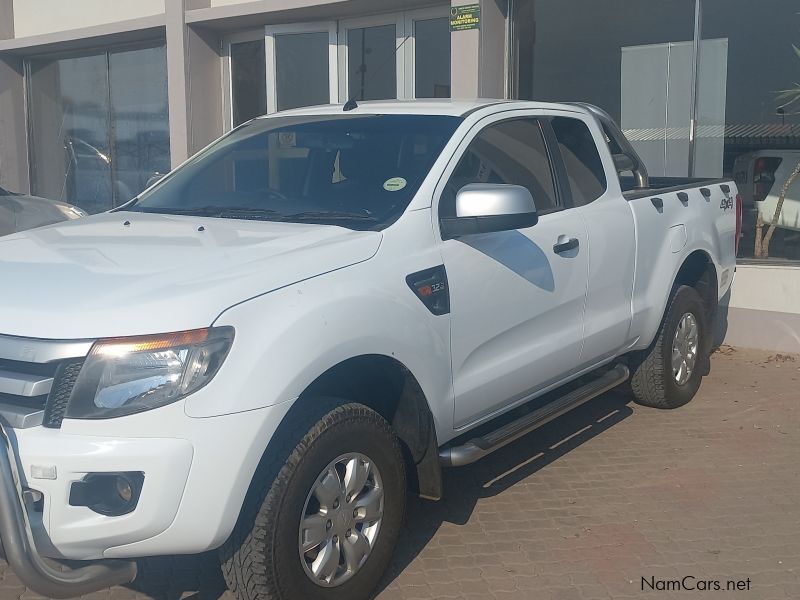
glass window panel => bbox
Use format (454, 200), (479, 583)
(518, 0), (696, 177)
(414, 17), (451, 98)
(551, 117), (607, 206)
(231, 39), (267, 126)
(275, 32), (330, 111)
(109, 45), (171, 205)
(699, 0), (800, 261)
(28, 45), (170, 215)
(131, 114), (462, 231)
(347, 24), (397, 101)
(442, 119), (558, 217)
(29, 52), (112, 214)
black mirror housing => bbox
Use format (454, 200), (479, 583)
(440, 212), (538, 240)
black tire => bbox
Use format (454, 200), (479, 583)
(629, 285), (709, 409)
(220, 400), (405, 600)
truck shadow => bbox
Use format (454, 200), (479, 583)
(123, 391), (634, 600)
(378, 389), (635, 595)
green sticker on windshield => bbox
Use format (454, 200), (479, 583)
(383, 177), (407, 192)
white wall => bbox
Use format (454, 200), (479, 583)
(13, 0), (165, 38)
(729, 264), (800, 314)
(721, 264), (800, 353)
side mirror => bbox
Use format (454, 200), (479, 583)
(440, 183), (538, 240)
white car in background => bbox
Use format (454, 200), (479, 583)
(0, 186), (86, 237)
(734, 150), (800, 231)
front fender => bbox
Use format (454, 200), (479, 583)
(187, 241), (454, 438)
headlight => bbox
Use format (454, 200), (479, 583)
(66, 327), (234, 419)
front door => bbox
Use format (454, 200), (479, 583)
(437, 115), (590, 427)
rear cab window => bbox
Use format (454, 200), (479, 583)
(550, 117), (607, 206)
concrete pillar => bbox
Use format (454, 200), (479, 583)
(0, 0), (28, 193)
(0, 56), (30, 193)
(187, 25), (223, 155)
(450, 0), (508, 99)
(165, 0), (191, 168)
(167, 0), (221, 165)
(0, 0), (13, 40)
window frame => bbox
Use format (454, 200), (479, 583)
(434, 111), (572, 241)
(543, 115), (610, 207)
(403, 6), (451, 99)
(337, 13), (406, 103)
(222, 7), (452, 129)
(265, 21), (339, 114)
(24, 40), (169, 211)
(222, 29), (266, 131)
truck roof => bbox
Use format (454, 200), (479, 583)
(258, 99), (584, 118)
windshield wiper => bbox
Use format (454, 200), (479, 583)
(285, 211), (378, 222)
(132, 206), (283, 220)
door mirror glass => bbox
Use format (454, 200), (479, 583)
(441, 183), (538, 239)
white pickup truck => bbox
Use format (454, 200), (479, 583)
(0, 100), (739, 600)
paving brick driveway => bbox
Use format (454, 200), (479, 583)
(1, 347), (797, 600)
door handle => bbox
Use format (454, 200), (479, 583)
(553, 236), (579, 254)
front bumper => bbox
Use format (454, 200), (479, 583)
(0, 424), (136, 598)
(12, 424), (193, 559)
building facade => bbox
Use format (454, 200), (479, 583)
(0, 0), (798, 351)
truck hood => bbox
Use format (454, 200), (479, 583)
(0, 212), (382, 339)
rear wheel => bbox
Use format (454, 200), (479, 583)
(629, 285), (709, 409)
(220, 401), (405, 600)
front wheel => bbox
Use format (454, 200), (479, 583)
(221, 401), (406, 600)
(629, 285), (709, 409)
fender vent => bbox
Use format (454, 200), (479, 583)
(43, 360), (84, 428)
(406, 265), (450, 316)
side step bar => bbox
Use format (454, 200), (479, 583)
(439, 364), (629, 467)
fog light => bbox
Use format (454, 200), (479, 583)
(116, 477), (133, 503)
(69, 472), (144, 516)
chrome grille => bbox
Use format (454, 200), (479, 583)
(0, 358), (56, 399)
(0, 335), (93, 429)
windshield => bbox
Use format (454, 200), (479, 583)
(127, 114), (462, 230)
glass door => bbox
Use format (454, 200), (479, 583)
(265, 22), (338, 112)
(225, 31), (267, 128)
(223, 7), (452, 127)
(27, 44), (170, 214)
(405, 7), (451, 98)
(338, 14), (405, 102)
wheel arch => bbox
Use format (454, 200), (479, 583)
(257, 355), (443, 502)
(671, 249), (718, 351)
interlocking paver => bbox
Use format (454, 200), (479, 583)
(0, 347), (796, 599)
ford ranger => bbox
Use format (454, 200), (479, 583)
(0, 100), (740, 600)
